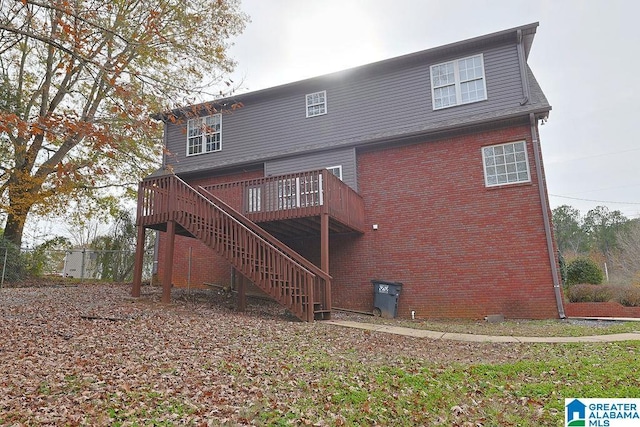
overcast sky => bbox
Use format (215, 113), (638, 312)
(226, 0), (640, 220)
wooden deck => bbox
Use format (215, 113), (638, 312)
(201, 169), (365, 238)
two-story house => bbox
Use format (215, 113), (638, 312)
(131, 22), (565, 321)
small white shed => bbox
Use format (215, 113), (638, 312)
(63, 249), (99, 279)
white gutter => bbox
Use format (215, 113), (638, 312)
(517, 29), (530, 106)
(530, 113), (566, 318)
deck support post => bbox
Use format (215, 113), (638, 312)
(320, 212), (330, 274)
(238, 273), (247, 312)
(131, 226), (146, 297)
(162, 220), (176, 304)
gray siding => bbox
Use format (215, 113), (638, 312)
(265, 147), (357, 190)
(165, 42), (527, 175)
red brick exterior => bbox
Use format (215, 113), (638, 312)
(565, 302), (640, 318)
(154, 124), (563, 319)
(329, 124), (560, 319)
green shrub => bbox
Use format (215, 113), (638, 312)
(565, 257), (604, 287)
(23, 237), (70, 277)
(566, 284), (613, 303)
(0, 237), (26, 282)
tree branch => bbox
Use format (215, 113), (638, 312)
(22, 0), (136, 47)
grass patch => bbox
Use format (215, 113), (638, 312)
(337, 313), (640, 337)
(102, 389), (197, 426)
(256, 341), (640, 426)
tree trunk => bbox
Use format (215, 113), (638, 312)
(3, 209), (29, 248)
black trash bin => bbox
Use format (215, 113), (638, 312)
(372, 280), (403, 318)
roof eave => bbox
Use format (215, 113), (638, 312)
(155, 22), (540, 121)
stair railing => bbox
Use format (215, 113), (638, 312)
(138, 174), (331, 321)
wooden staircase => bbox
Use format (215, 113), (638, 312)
(134, 174), (331, 321)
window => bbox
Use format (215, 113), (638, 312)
(326, 165), (342, 180)
(278, 178), (297, 209)
(299, 175), (320, 207)
(247, 186), (261, 213)
(187, 114), (222, 156)
(306, 90), (327, 117)
(431, 54), (487, 110)
(482, 141), (530, 187)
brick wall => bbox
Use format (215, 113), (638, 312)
(565, 302), (640, 318)
(327, 124), (561, 319)
(153, 124), (562, 319)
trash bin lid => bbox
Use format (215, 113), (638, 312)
(371, 279), (403, 287)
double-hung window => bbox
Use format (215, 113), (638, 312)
(326, 165), (342, 180)
(306, 91), (327, 117)
(187, 114), (222, 156)
(431, 54), (487, 110)
(482, 141), (530, 187)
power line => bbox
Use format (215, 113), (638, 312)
(548, 194), (640, 205)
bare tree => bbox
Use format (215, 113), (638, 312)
(614, 219), (640, 285)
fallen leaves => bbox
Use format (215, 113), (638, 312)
(1, 283), (637, 425)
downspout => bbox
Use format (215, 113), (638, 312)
(517, 30), (530, 106)
(530, 113), (566, 318)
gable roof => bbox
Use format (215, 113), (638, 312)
(158, 22), (544, 120)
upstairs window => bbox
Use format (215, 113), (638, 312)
(306, 90), (327, 117)
(431, 54), (487, 110)
(482, 141), (530, 187)
(326, 165), (342, 180)
(187, 114), (222, 156)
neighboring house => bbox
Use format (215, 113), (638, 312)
(132, 22), (565, 321)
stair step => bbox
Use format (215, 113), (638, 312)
(167, 180), (329, 322)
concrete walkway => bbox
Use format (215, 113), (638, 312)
(324, 320), (640, 343)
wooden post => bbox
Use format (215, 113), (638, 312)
(320, 212), (329, 274)
(162, 220), (176, 304)
(237, 273), (247, 312)
(131, 226), (146, 297)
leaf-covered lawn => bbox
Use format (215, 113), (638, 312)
(1, 284), (638, 426)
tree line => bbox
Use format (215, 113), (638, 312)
(552, 205), (640, 285)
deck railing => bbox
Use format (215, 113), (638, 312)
(137, 174), (332, 321)
(203, 169), (365, 232)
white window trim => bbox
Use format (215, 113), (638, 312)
(481, 140), (531, 187)
(305, 90), (327, 118)
(430, 54), (487, 110)
(326, 165), (342, 180)
(186, 113), (222, 157)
